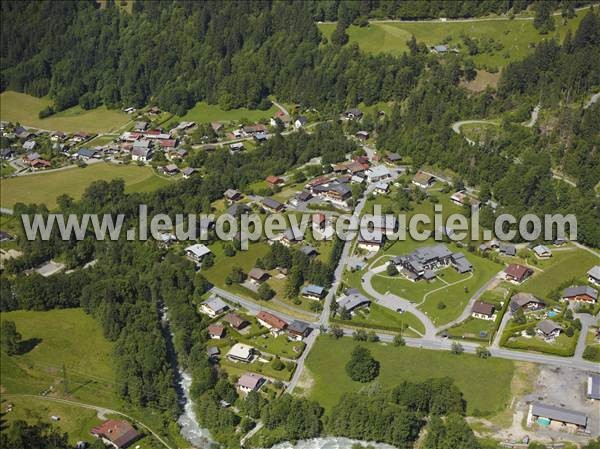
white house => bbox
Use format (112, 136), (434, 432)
(199, 296), (229, 318)
(237, 373), (265, 394)
(587, 266), (600, 286)
(185, 243), (212, 262)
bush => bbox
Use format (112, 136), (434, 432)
(476, 346), (491, 359)
(437, 301), (446, 310)
(386, 264), (398, 276)
(345, 346), (379, 383)
(271, 357), (285, 371)
(353, 329), (368, 341)
(38, 106), (55, 119)
(451, 342), (464, 354)
(582, 345), (600, 362)
(393, 334), (406, 347)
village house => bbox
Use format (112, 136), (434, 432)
(208, 324), (226, 339)
(498, 243), (517, 257)
(266, 175), (284, 187)
(227, 343), (255, 363)
(160, 139), (178, 151)
(300, 245), (318, 258)
(224, 189), (243, 203)
(77, 147), (100, 160)
(223, 312), (249, 330)
(182, 167), (197, 179)
(504, 264), (533, 284)
(536, 320), (562, 341)
(207, 346), (220, 361)
(588, 266), (600, 286)
(157, 231), (177, 248)
(384, 153), (402, 165)
(312, 181), (352, 208)
(256, 311), (288, 336)
(230, 142), (244, 151)
(51, 131), (67, 141)
(261, 197), (285, 213)
(22, 140), (37, 151)
(185, 243), (212, 263)
(509, 292), (545, 314)
(294, 116), (308, 128)
(355, 130), (369, 140)
(532, 244), (552, 259)
(431, 44), (448, 54)
(412, 171), (435, 188)
(450, 191), (481, 208)
(312, 213), (326, 231)
(373, 181), (390, 195)
(451, 252), (473, 274)
(561, 285), (598, 304)
(30, 159), (51, 170)
(281, 227), (304, 246)
(301, 284), (325, 300)
(91, 420), (138, 449)
(287, 320), (312, 341)
(529, 403), (588, 432)
(131, 145), (152, 162)
(161, 164), (179, 176)
(248, 267), (269, 285)
(226, 203), (251, 217)
(254, 132), (268, 142)
(357, 228), (384, 252)
(1, 148), (14, 159)
(471, 301), (496, 320)
(199, 296), (229, 317)
(343, 108), (363, 120)
(337, 289), (370, 314)
(237, 373), (266, 394)
(366, 165), (392, 183)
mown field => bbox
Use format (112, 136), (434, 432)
(1, 162), (172, 209)
(0, 308), (178, 448)
(0, 91), (130, 133)
(318, 8), (588, 68)
(305, 336), (515, 416)
(166, 100), (280, 127)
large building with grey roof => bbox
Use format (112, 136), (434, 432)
(391, 245), (470, 281)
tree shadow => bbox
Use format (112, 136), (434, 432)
(18, 338), (42, 355)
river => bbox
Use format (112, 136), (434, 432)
(270, 438), (397, 449)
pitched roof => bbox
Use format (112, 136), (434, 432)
(256, 311), (287, 330)
(227, 343), (254, 360)
(185, 243), (211, 258)
(248, 267), (268, 280)
(537, 320), (562, 335)
(208, 324), (225, 337)
(287, 320), (311, 335)
(510, 292), (544, 309)
(588, 266), (600, 279)
(413, 171), (434, 185)
(588, 374), (600, 400)
(302, 284), (325, 297)
(223, 313), (248, 329)
(505, 264), (530, 279)
(261, 197), (284, 210)
(201, 296), (228, 313)
(91, 420), (138, 448)
(338, 289), (370, 311)
(237, 373), (265, 390)
(562, 285), (598, 300)
(472, 301), (495, 316)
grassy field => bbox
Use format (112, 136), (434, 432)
(1, 162), (172, 209)
(318, 9), (588, 68)
(518, 248), (599, 298)
(0, 91), (130, 133)
(304, 336), (515, 416)
(166, 101), (279, 127)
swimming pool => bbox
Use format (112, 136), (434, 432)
(537, 417), (551, 426)
(547, 311), (558, 318)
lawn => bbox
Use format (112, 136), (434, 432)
(1, 162), (171, 209)
(0, 91), (130, 133)
(304, 336), (515, 416)
(318, 8), (588, 68)
(370, 241), (502, 326)
(1, 161), (15, 177)
(0, 309), (117, 405)
(165, 101), (279, 127)
(517, 248), (600, 298)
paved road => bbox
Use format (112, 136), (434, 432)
(361, 266), (437, 338)
(523, 104), (540, 128)
(272, 100), (290, 117)
(574, 313), (599, 360)
(450, 119), (496, 146)
(2, 394), (174, 449)
(584, 92), (600, 109)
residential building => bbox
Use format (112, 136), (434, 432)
(287, 320), (312, 341)
(208, 324), (226, 339)
(185, 243), (212, 262)
(384, 153), (401, 164)
(373, 181), (390, 195)
(134, 121), (148, 131)
(587, 266), (600, 286)
(199, 296), (229, 317)
(77, 148), (99, 160)
(337, 289), (370, 313)
(225, 203), (251, 217)
(391, 245), (456, 281)
(22, 140), (37, 151)
(355, 130), (369, 140)
(301, 284), (325, 300)
(161, 164), (179, 176)
(450, 191), (480, 208)
(504, 264), (532, 283)
(312, 213), (326, 231)
(224, 189), (242, 203)
(300, 245), (318, 258)
(498, 243), (516, 257)
(471, 301), (496, 320)
(207, 346), (220, 360)
(256, 311), (288, 335)
(529, 403), (588, 432)
(131, 146), (152, 162)
(561, 286), (598, 304)
(254, 132), (268, 142)
(281, 227), (304, 246)
(237, 373), (266, 394)
(343, 108), (363, 119)
(182, 167), (197, 179)
(451, 252), (473, 274)
(223, 312), (249, 330)
(230, 142), (244, 151)
(91, 420), (138, 449)
(412, 171), (435, 188)
(357, 228), (384, 252)
(432, 44), (448, 54)
(266, 175), (284, 186)
(294, 116), (308, 128)
(509, 292), (545, 314)
(295, 190), (312, 203)
(532, 244), (552, 259)
(227, 343), (255, 363)
(248, 267), (269, 285)
(536, 320), (562, 340)
(261, 197), (285, 213)
(365, 165), (392, 183)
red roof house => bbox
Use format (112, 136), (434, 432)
(266, 175), (284, 186)
(256, 311), (287, 334)
(504, 264), (532, 283)
(91, 420), (138, 449)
